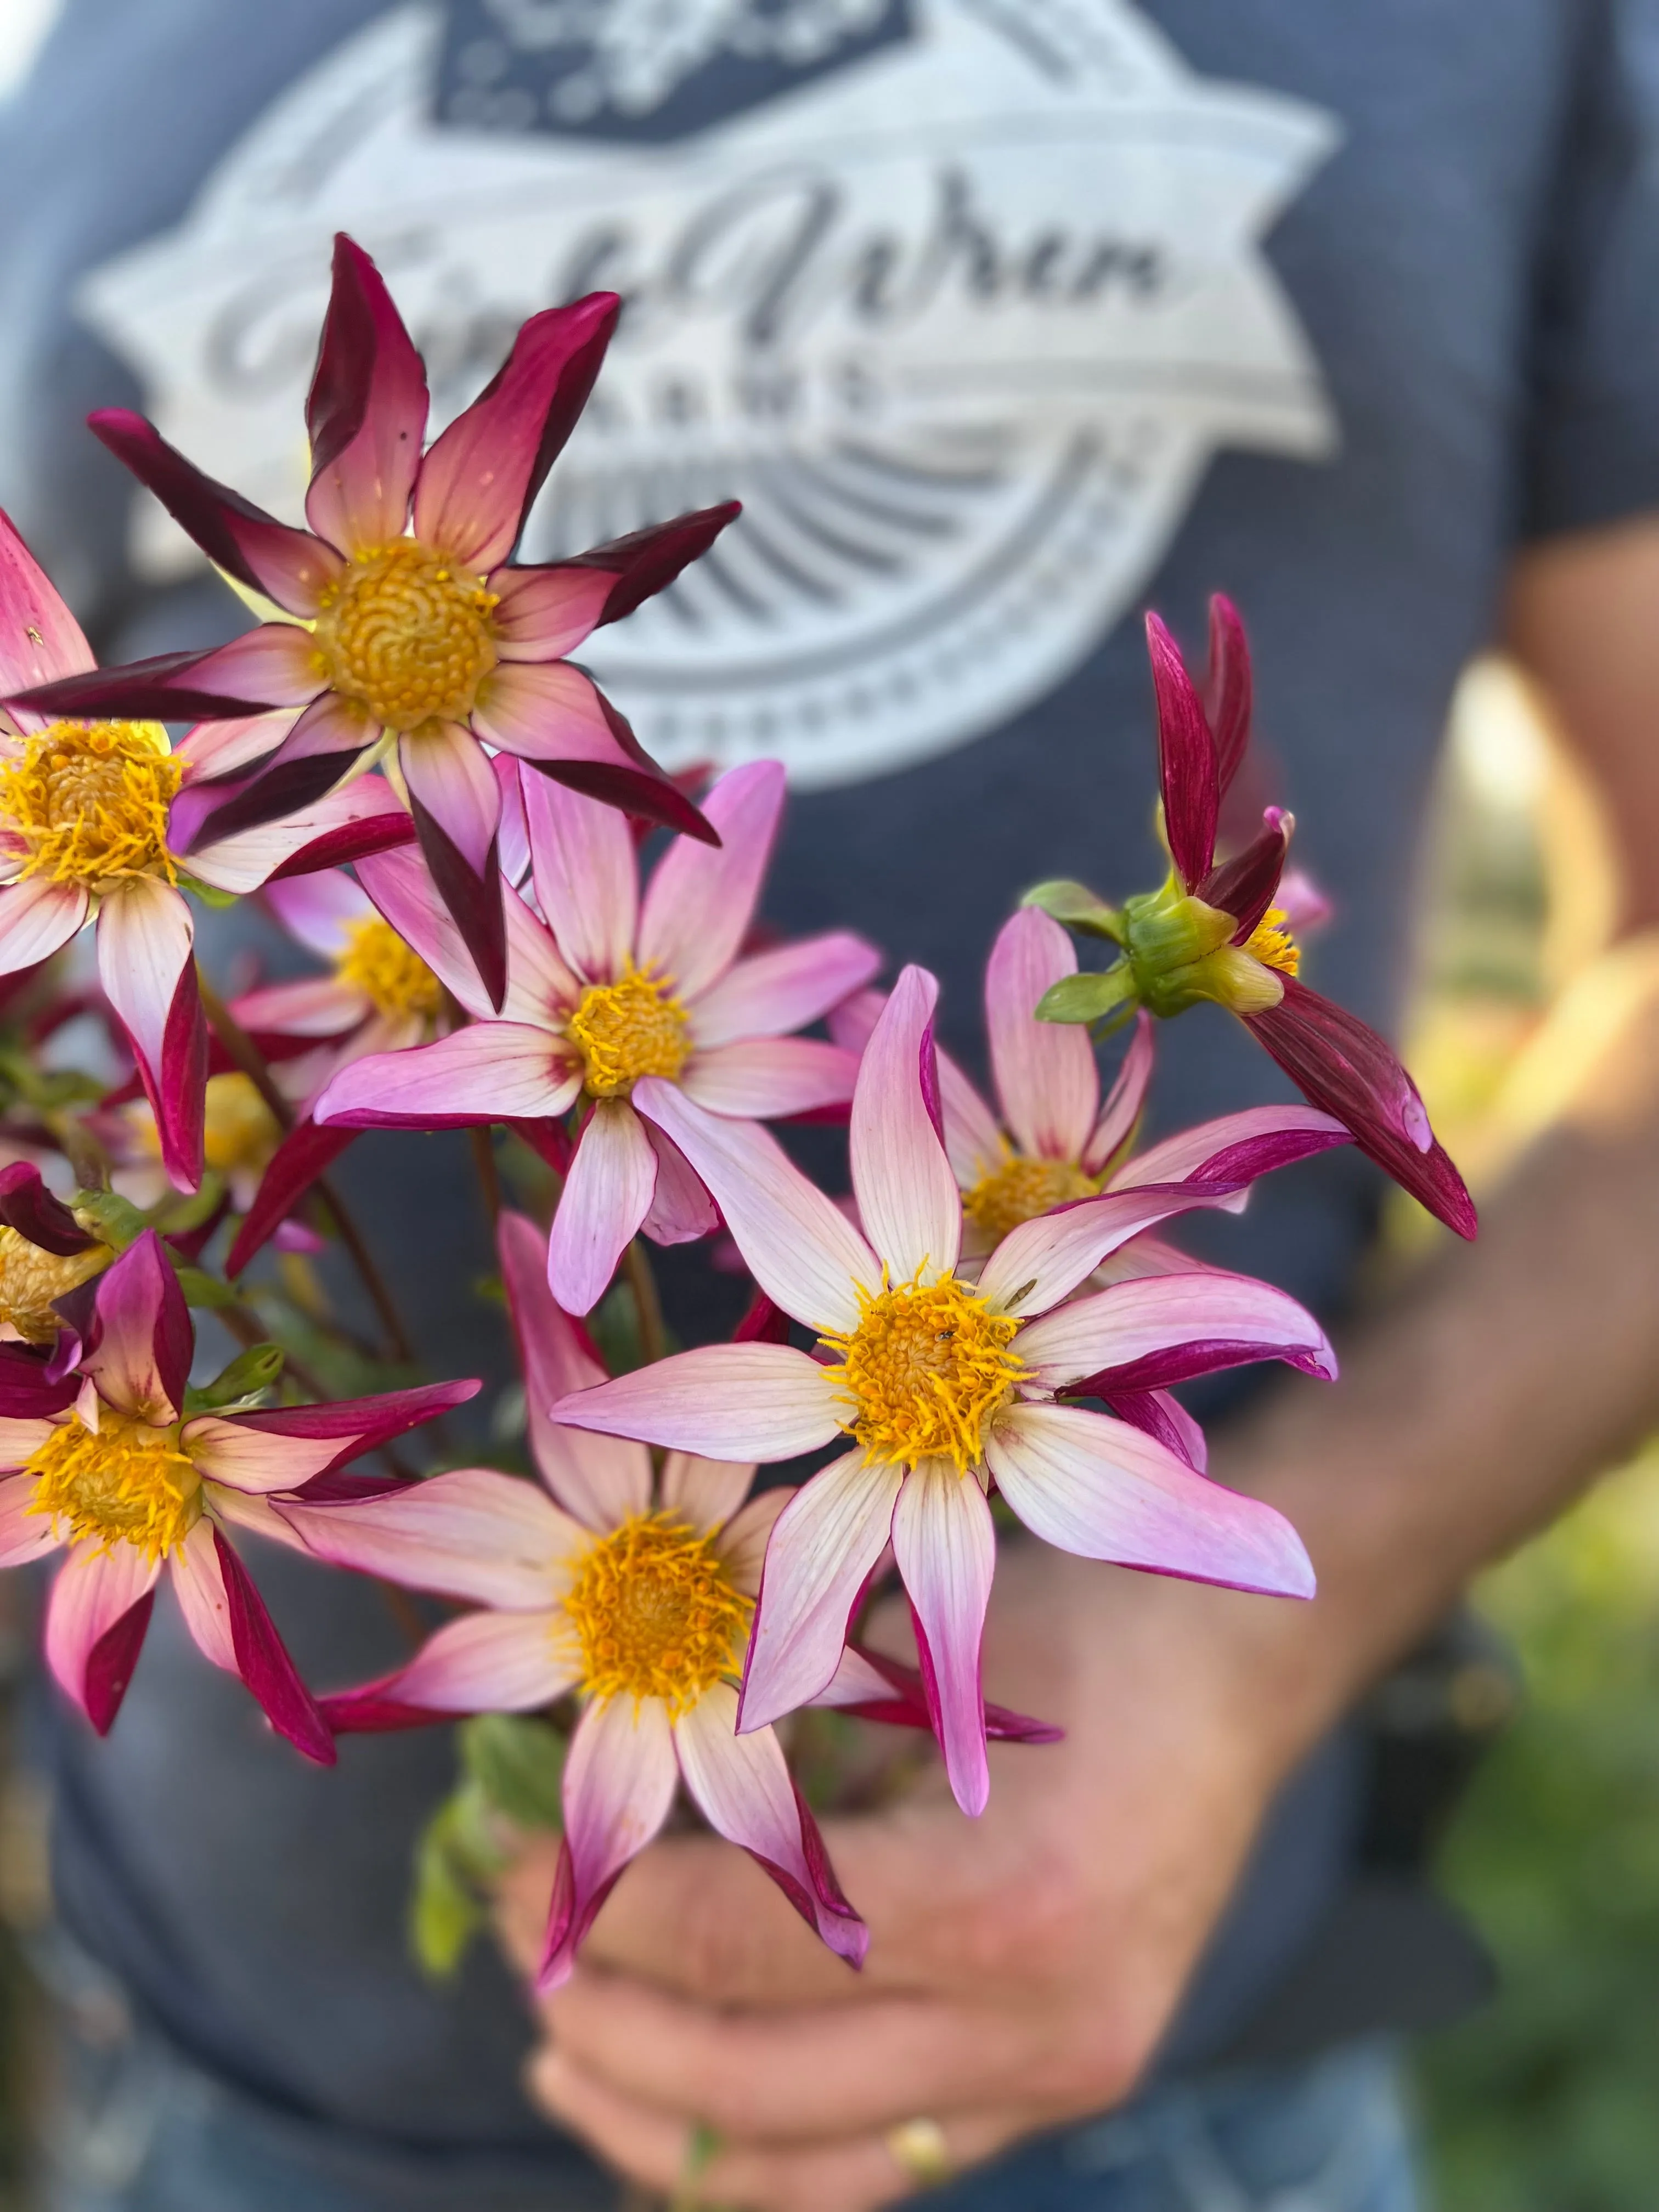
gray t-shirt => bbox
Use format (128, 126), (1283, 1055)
(5, 0), (1659, 2160)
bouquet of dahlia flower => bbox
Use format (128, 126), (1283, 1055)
(0, 237), (1474, 1990)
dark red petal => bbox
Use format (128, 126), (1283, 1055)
(734, 1290), (789, 1345)
(557, 502), (743, 626)
(526, 748), (719, 846)
(230, 1376), (481, 1456)
(1201, 593), (1253, 798)
(1201, 808), (1291, 944)
(411, 797), (507, 1013)
(226, 1121), (356, 1277)
(1244, 977), (1477, 1239)
(7, 646), (283, 723)
(830, 1645), (1063, 1743)
(504, 1118), (574, 1176)
(319, 1690), (453, 1735)
(0, 1161), (97, 1254)
(188, 751), (369, 851)
(265, 802), (416, 882)
(83, 1589), (156, 1736)
(1098, 1387), (1202, 1466)
(305, 234), (428, 547)
(154, 960), (208, 1196)
(0, 1344), (78, 1419)
(1146, 611), (1218, 892)
(1064, 1336), (1333, 1399)
(213, 1528), (335, 1764)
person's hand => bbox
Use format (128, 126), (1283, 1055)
(495, 1533), (1323, 2211)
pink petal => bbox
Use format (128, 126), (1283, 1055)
(0, 878), (89, 974)
(169, 1518), (237, 1671)
(539, 1689), (677, 1991)
(1088, 1232), (1218, 1288)
(185, 774), (412, 896)
(935, 1042), (1007, 1189)
(640, 1120), (718, 1245)
(977, 1184), (1238, 1320)
(890, 1463), (996, 1816)
(1112, 1103), (1351, 1195)
(673, 1685), (866, 1966)
(490, 563), (614, 661)
(548, 504), (741, 628)
(678, 1039), (860, 1119)
(985, 1402), (1314, 1598)
(1202, 593), (1254, 797)
(211, 1527), (335, 1762)
(713, 1486), (791, 1597)
(520, 771), (637, 984)
(355, 844), (544, 1021)
(280, 1466), (583, 1607)
(548, 1099), (658, 1317)
(186, 1420), (364, 1495)
(849, 966), (961, 1282)
(231, 976), (361, 1040)
(636, 761), (783, 1001)
(1082, 1011), (1155, 1175)
(659, 1453), (756, 1537)
(83, 1231), (191, 1421)
(499, 1209), (650, 1529)
(1097, 1386), (1208, 1472)
(0, 1419), (56, 1471)
(95, 876), (204, 1192)
(414, 293), (620, 572)
(315, 1024), (578, 1128)
(200, 1379), (477, 1478)
(985, 909), (1098, 1163)
(471, 657), (631, 768)
(631, 1079), (880, 1333)
(399, 721), (499, 879)
(556, 1342), (843, 1463)
(87, 407), (344, 617)
(187, 622), (323, 708)
(688, 932), (883, 1049)
(827, 987), (883, 1053)
(173, 710), (305, 783)
(0, 507), (93, 699)
(738, 1451), (904, 1732)
(332, 1610), (578, 1724)
(304, 235), (428, 556)
(0, 1469), (63, 1565)
(44, 1540), (159, 1730)
(1147, 611), (1217, 892)
(1015, 1271), (1336, 1392)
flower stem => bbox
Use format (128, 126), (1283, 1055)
(469, 1126), (501, 1228)
(623, 1239), (667, 1367)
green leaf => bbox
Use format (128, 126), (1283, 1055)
(184, 1342), (284, 1415)
(180, 877), (240, 910)
(461, 1713), (567, 1832)
(173, 1265), (238, 1310)
(1036, 966), (1137, 1026)
(410, 1798), (487, 1980)
(1022, 879), (1124, 941)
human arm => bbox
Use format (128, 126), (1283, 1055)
(496, 518), (1659, 2210)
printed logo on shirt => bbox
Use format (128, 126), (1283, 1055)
(78, 1), (1340, 791)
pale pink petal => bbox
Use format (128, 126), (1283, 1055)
(557, 1343), (844, 1462)
(169, 1517), (236, 1671)
(94, 878), (194, 1103)
(849, 966), (960, 1282)
(399, 721), (500, 879)
(688, 933), (883, 1049)
(713, 1487), (791, 1597)
(548, 1099), (658, 1317)
(936, 1043), (1007, 1189)
(304, 236), (428, 555)
(890, 1461), (996, 1816)
(495, 753), (532, 889)
(520, 772), (637, 984)
(0, 1469), (62, 1565)
(639, 1120), (719, 1246)
(499, 882), (585, 1027)
(0, 878), (89, 974)
(355, 844), (551, 1022)
(44, 1539), (159, 1724)
(631, 1080), (880, 1333)
(673, 1685), (866, 1965)
(659, 1453), (756, 1537)
(1110, 1104), (1351, 1194)
(182, 774), (410, 894)
(174, 709), (305, 783)
(183, 1421), (357, 1494)
(1082, 1012), (1155, 1174)
(738, 1451), (904, 1732)
(365, 1610), (579, 1715)
(231, 977), (362, 1039)
(470, 658), (639, 770)
(1014, 1272), (1336, 1391)
(827, 987), (883, 1053)
(187, 1483), (314, 1553)
(490, 564), (613, 661)
(1088, 1233), (1216, 1288)
(186, 622), (321, 708)
(0, 509), (94, 697)
(986, 909), (1098, 1163)
(977, 1184), (1238, 1320)
(0, 1420), (55, 1473)
(678, 1039), (859, 1119)
(315, 1024), (579, 1127)
(636, 761), (783, 1000)
(985, 1402), (1314, 1598)
(540, 1689), (678, 1990)
(498, 1208), (650, 1529)
(280, 1468), (585, 1608)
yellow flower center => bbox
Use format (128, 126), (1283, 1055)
(0, 1228), (111, 1345)
(561, 1511), (752, 1716)
(1243, 907), (1300, 977)
(822, 1269), (1028, 1475)
(26, 1413), (201, 1562)
(313, 539), (499, 731)
(0, 720), (180, 894)
(963, 1154), (1098, 1243)
(127, 1072), (281, 1182)
(334, 915), (444, 1023)
(566, 964), (691, 1098)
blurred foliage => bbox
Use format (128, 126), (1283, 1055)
(410, 1716), (568, 1980)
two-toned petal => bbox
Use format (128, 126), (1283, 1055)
(540, 1691), (679, 1990)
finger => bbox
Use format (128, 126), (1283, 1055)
(529, 2042), (1032, 2212)
(543, 1963), (1044, 2142)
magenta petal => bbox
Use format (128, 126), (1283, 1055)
(212, 1527), (335, 1764)
(562, 503), (743, 627)
(0, 1161), (97, 1255)
(225, 1121), (355, 1276)
(0, 1354), (79, 1422)
(1244, 977), (1477, 1239)
(891, 1465), (995, 1816)
(222, 1378), (479, 1471)
(403, 735), (507, 1013)
(0, 506), (94, 699)
(84, 1230), (192, 1423)
(1083, 1011), (1155, 1175)
(1200, 593), (1254, 798)
(1201, 809), (1291, 944)
(539, 1692), (678, 1991)
(1115, 1103), (1351, 1196)
(1146, 611), (1218, 893)
(1098, 1386), (1208, 1471)
(640, 1120), (719, 1245)
(812, 1644), (1063, 1745)
(45, 1543), (159, 1731)
(84, 1588), (157, 1735)
(414, 294), (620, 572)
(304, 234), (429, 555)
(1020, 1269), (1336, 1393)
(88, 408), (342, 616)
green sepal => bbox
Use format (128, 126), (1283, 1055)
(70, 1189), (151, 1251)
(179, 876), (240, 910)
(184, 1342), (285, 1415)
(173, 1265), (238, 1310)
(1021, 879), (1125, 943)
(1036, 964), (1138, 1026)
(461, 1713), (567, 1832)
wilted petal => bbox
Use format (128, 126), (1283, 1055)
(281, 1467), (584, 1608)
(540, 1690), (677, 1990)
(850, 967), (961, 1283)
(636, 761), (783, 1001)
(555, 1344), (843, 1463)
(986, 909), (1098, 1163)
(891, 1462), (995, 1816)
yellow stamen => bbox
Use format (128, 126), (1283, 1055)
(566, 963), (691, 1098)
(313, 540), (499, 731)
(561, 1511), (751, 1716)
(0, 720), (180, 894)
(822, 1268), (1028, 1475)
(26, 1413), (201, 1562)
(963, 1154), (1098, 1243)
(1243, 907), (1300, 977)
(0, 1228), (111, 1345)
(334, 915), (444, 1023)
